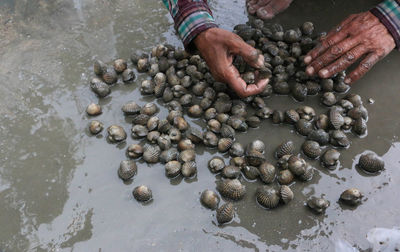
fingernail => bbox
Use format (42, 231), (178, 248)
(319, 69), (328, 77)
(306, 66), (314, 75)
(257, 55), (264, 67)
(304, 56), (312, 64)
(344, 78), (351, 84)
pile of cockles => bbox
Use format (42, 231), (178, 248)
(85, 18), (385, 224)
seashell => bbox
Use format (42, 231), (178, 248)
(179, 149), (196, 163)
(133, 185), (152, 202)
(340, 188), (363, 206)
(177, 139), (195, 151)
(255, 106), (273, 119)
(290, 43), (302, 58)
(131, 125), (148, 139)
(291, 83), (308, 102)
(329, 130), (350, 148)
(165, 160), (182, 178)
(147, 131), (161, 143)
(256, 185), (280, 209)
(178, 94), (192, 107)
(167, 100), (183, 112)
(143, 145), (161, 163)
(307, 197), (330, 214)
(113, 59), (127, 73)
(301, 21), (314, 35)
(185, 128), (203, 143)
(199, 97), (213, 110)
(288, 155), (306, 176)
(188, 105), (203, 118)
(208, 157), (225, 173)
(245, 150), (265, 167)
(167, 127), (181, 143)
(118, 160), (137, 180)
(298, 164), (314, 181)
(207, 119), (222, 134)
(353, 118), (367, 135)
(107, 125), (127, 142)
(218, 138), (234, 153)
(306, 81), (320, 95)
(166, 110), (182, 124)
(278, 169), (294, 185)
(247, 140), (265, 153)
(334, 80), (349, 93)
(296, 106), (316, 121)
(272, 110), (284, 124)
(358, 152), (385, 173)
(220, 124), (235, 139)
(203, 87), (216, 100)
(93, 60), (107, 76)
(241, 165), (260, 180)
(259, 67), (272, 81)
(222, 165), (241, 179)
(90, 77), (111, 97)
(154, 72), (167, 86)
(89, 120), (103, 135)
(172, 85), (187, 98)
(251, 97), (265, 109)
(342, 116), (353, 130)
(162, 87), (174, 102)
(347, 106), (368, 120)
(321, 149), (340, 168)
(157, 119), (172, 134)
(157, 134), (171, 150)
(216, 202), (234, 224)
(203, 131), (219, 147)
(192, 81), (208, 96)
(102, 67), (118, 84)
(181, 161), (197, 177)
(122, 101), (141, 115)
(204, 108), (217, 121)
(315, 114), (330, 130)
(146, 116), (159, 131)
(148, 63), (159, 77)
(277, 154), (291, 170)
(122, 68), (135, 82)
(345, 94), (363, 107)
(302, 140), (322, 159)
(86, 103), (102, 116)
(307, 129), (330, 145)
(200, 190), (220, 210)
(228, 116), (248, 132)
(275, 141), (294, 159)
(214, 97), (233, 114)
(173, 116), (189, 132)
(126, 144), (144, 159)
(296, 119), (313, 136)
(321, 92), (337, 106)
(339, 99), (354, 111)
(216, 113), (230, 124)
(280, 185), (294, 204)
(285, 109), (300, 124)
(140, 103), (158, 116)
(181, 75), (192, 88)
(159, 147), (179, 164)
(217, 179), (246, 200)
(140, 80), (155, 95)
(329, 108), (344, 130)
(246, 116), (261, 128)
(259, 162), (276, 184)
(229, 142), (245, 157)
(137, 58), (150, 72)
(273, 81), (290, 94)
(284, 29), (301, 43)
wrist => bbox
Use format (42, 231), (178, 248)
(194, 27), (219, 50)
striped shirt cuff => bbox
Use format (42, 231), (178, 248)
(173, 3), (218, 51)
(371, 0), (400, 49)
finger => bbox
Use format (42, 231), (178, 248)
(230, 38), (264, 68)
(248, 0), (272, 15)
(224, 65), (268, 97)
(322, 14), (358, 40)
(256, 0), (292, 20)
(305, 36), (360, 75)
(317, 44), (367, 78)
(344, 53), (380, 84)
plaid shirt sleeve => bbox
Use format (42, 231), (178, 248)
(371, 0), (400, 48)
(162, 0), (218, 50)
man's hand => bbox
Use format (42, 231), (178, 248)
(246, 0), (293, 20)
(194, 28), (269, 98)
(304, 11), (395, 84)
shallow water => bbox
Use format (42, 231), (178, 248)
(0, 0), (399, 251)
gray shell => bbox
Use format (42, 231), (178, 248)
(296, 119), (313, 136)
(307, 129), (330, 146)
(159, 148), (179, 164)
(340, 188), (363, 206)
(181, 161), (197, 177)
(259, 162), (276, 184)
(147, 131), (161, 143)
(216, 202), (234, 224)
(107, 125), (127, 142)
(90, 77), (111, 97)
(179, 149), (196, 163)
(217, 179), (246, 200)
(118, 160), (137, 180)
(220, 124), (236, 139)
(133, 185), (152, 202)
(132, 114), (150, 126)
(288, 155), (306, 176)
(131, 125), (149, 139)
(280, 185), (294, 204)
(242, 166), (260, 180)
(329, 130), (350, 148)
(229, 142), (245, 157)
(86, 103), (102, 116)
(208, 157), (225, 173)
(200, 190), (220, 210)
(247, 140), (266, 153)
(255, 107), (273, 119)
(285, 109), (300, 124)
(307, 197), (330, 214)
(275, 141), (294, 159)
(143, 145), (161, 163)
(358, 152), (385, 173)
(218, 138), (234, 153)
(165, 160), (182, 178)
(245, 150), (266, 167)
(126, 144), (144, 159)
(177, 139), (195, 151)
(203, 131), (219, 147)
(278, 169), (294, 185)
(298, 164), (314, 181)
(321, 149), (340, 168)
(330, 108), (344, 130)
(353, 118), (367, 135)
(89, 120), (103, 135)
(222, 165), (241, 179)
(302, 140), (322, 159)
(256, 186), (280, 209)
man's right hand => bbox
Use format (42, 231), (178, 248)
(193, 28), (269, 98)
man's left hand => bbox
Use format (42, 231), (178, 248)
(304, 11), (395, 84)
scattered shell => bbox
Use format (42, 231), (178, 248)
(217, 179), (246, 200)
(200, 190), (220, 210)
(203, 131), (219, 147)
(157, 134), (172, 150)
(245, 150), (265, 167)
(122, 101), (141, 115)
(216, 202), (234, 224)
(321, 149), (340, 168)
(230, 156), (246, 168)
(288, 155), (306, 176)
(330, 108), (344, 129)
(208, 157), (225, 173)
(277, 155), (291, 170)
(222, 165), (241, 179)
(358, 152), (385, 173)
(159, 147), (179, 164)
(147, 131), (161, 143)
(353, 118), (367, 135)
(307, 197), (330, 214)
(118, 160), (137, 180)
(246, 116), (261, 128)
(126, 144), (144, 159)
(278, 169), (294, 185)
(298, 164), (314, 181)
(89, 120), (103, 135)
(107, 125), (127, 142)
(275, 141), (294, 159)
(178, 139), (195, 151)
(141, 103), (158, 116)
(302, 140), (322, 159)
(147, 116), (159, 131)
(259, 162), (276, 184)
(329, 130), (350, 148)
(102, 67), (118, 84)
(113, 59), (127, 73)
(131, 125), (148, 138)
(307, 129), (330, 146)
(122, 68), (135, 82)
(229, 142), (245, 157)
(90, 77), (111, 97)
(296, 119), (313, 136)
(285, 109), (300, 124)
(256, 186), (280, 209)
(179, 149), (196, 163)
(280, 185), (294, 204)
(220, 124), (236, 139)
(242, 166), (260, 180)
(165, 160), (182, 178)
(133, 185), (152, 202)
(340, 188), (363, 206)
(132, 114), (150, 126)
(315, 114), (330, 130)
(256, 107), (273, 119)
(181, 161), (197, 177)
(188, 105), (203, 118)
(93, 60), (107, 76)
(143, 145), (161, 163)
(86, 103), (102, 116)
(247, 140), (265, 153)
(272, 110), (284, 124)
(321, 92), (337, 106)
(218, 138), (234, 153)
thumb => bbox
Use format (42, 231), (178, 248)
(229, 37), (264, 68)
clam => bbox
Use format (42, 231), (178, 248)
(126, 144), (144, 159)
(146, 116), (159, 131)
(113, 59), (127, 73)
(181, 161), (197, 177)
(168, 127), (182, 143)
(321, 92), (337, 106)
(216, 202), (234, 224)
(288, 155), (306, 176)
(165, 160), (182, 178)
(259, 162), (276, 184)
(256, 185), (280, 209)
(307, 197), (330, 214)
(321, 79), (334, 92)
(242, 166), (260, 180)
(298, 164), (314, 181)
(158, 119), (172, 134)
(173, 116), (189, 132)
(204, 108), (217, 121)
(148, 63), (159, 77)
(275, 140), (295, 159)
(167, 110), (183, 123)
(213, 97), (233, 113)
(272, 110), (284, 124)
(89, 120), (103, 135)
(278, 169), (294, 185)
(172, 85), (187, 98)
(277, 154), (291, 170)
(159, 147), (179, 164)
(133, 185), (152, 202)
(301, 21), (314, 35)
(284, 29), (301, 43)
(132, 114), (150, 126)
(229, 142), (245, 157)
(342, 116), (353, 130)
(329, 130), (350, 148)
(315, 114), (330, 130)
(203, 131), (219, 147)
(302, 140), (322, 159)
(230, 156), (246, 168)
(154, 72), (166, 86)
(185, 128), (203, 143)
(217, 179), (246, 200)
(167, 101), (183, 112)
(218, 138), (234, 153)
(280, 185), (294, 204)
(346, 94), (363, 107)
(188, 105), (203, 118)
(102, 67), (118, 84)
(296, 119), (313, 136)
(247, 140), (265, 153)
(220, 124), (235, 139)
(307, 129), (330, 146)
(118, 160), (137, 180)
(181, 75), (192, 88)
(207, 119), (222, 134)
(353, 118), (367, 135)
(228, 116), (248, 132)
(140, 103), (158, 116)
(192, 81), (208, 96)
(178, 139), (195, 151)
(339, 99), (354, 111)
(340, 188), (363, 206)
(306, 81), (320, 95)
(200, 97), (213, 110)
(137, 58), (150, 72)
(86, 103), (102, 116)
(251, 97), (265, 109)
(143, 145), (161, 163)
(162, 87), (174, 102)
(107, 125), (127, 142)
(222, 165), (241, 179)
(246, 116), (261, 128)
(179, 149), (196, 163)
(157, 134), (171, 150)
(140, 80), (155, 95)
(273, 81), (290, 94)
(285, 109), (300, 124)
(297, 106), (316, 121)
(291, 83), (308, 102)
(93, 60), (107, 76)
(347, 106), (368, 120)
(321, 149), (340, 168)
(200, 190), (220, 210)
(245, 150), (265, 167)
(330, 108), (344, 130)
(208, 157), (225, 173)
(255, 107), (273, 119)
(90, 77), (111, 97)
(122, 101), (141, 115)
(358, 152), (385, 173)
(147, 131), (161, 143)
(131, 125), (148, 138)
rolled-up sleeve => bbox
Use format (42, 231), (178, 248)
(162, 0), (218, 50)
(370, 0), (400, 49)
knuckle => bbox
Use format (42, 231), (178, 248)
(361, 62), (372, 71)
(345, 51), (356, 61)
(330, 45), (343, 55)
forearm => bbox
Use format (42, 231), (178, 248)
(370, 0), (400, 48)
(162, 0), (218, 50)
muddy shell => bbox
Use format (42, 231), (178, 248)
(208, 157), (225, 173)
(200, 190), (220, 210)
(165, 160), (182, 178)
(296, 119), (313, 136)
(275, 141), (295, 159)
(340, 188), (363, 206)
(307, 197), (330, 214)
(288, 155), (306, 176)
(307, 129), (330, 146)
(102, 67), (118, 84)
(86, 103), (102, 116)
(229, 142), (245, 157)
(272, 110), (284, 124)
(107, 125), (127, 142)
(321, 149), (340, 168)
(89, 120), (103, 135)
(278, 169), (294, 185)
(122, 101), (141, 115)
(256, 185), (280, 209)
(179, 149), (196, 163)
(113, 59), (127, 73)
(178, 139), (195, 151)
(118, 160), (137, 180)
(245, 150), (266, 167)
(90, 77), (111, 97)
(126, 144), (144, 159)
(218, 138), (234, 153)
(358, 152), (385, 173)
(93, 60), (107, 76)
(242, 166), (260, 180)
(203, 131), (219, 147)
(216, 202), (234, 224)
(217, 179), (246, 200)
(285, 109), (300, 124)
(143, 145), (161, 163)
(302, 140), (322, 159)
(222, 165), (241, 179)
(259, 162), (276, 184)
(159, 148), (179, 164)
(280, 185), (294, 204)
(133, 185), (152, 202)
(298, 164), (314, 181)
(131, 125), (148, 139)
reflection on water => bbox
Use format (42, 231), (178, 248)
(0, 0), (399, 251)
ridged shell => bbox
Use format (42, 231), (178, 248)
(278, 169), (294, 185)
(302, 140), (322, 159)
(246, 116), (261, 128)
(298, 164), (314, 181)
(358, 152), (385, 173)
(222, 165), (241, 179)
(315, 114), (330, 130)
(277, 154), (291, 170)
(259, 162), (276, 184)
(133, 185), (152, 202)
(141, 103), (158, 116)
(203, 131), (219, 147)
(247, 140), (265, 153)
(208, 119), (221, 134)
(179, 149), (196, 163)
(159, 148), (179, 164)
(200, 190), (220, 210)
(230, 156), (246, 168)
(353, 118), (367, 135)
(321, 92), (337, 106)
(113, 59), (127, 73)
(216, 202), (234, 224)
(181, 161), (197, 177)
(107, 125), (127, 142)
(220, 124), (236, 139)
(143, 145), (161, 163)
(208, 157), (225, 173)
(296, 119), (313, 136)
(307, 129), (330, 145)
(217, 179), (246, 200)
(93, 60), (107, 75)
(256, 186), (280, 209)
(321, 149), (340, 168)
(218, 138), (234, 153)
(255, 106), (273, 119)
(245, 150), (265, 167)
(340, 188), (363, 206)
(147, 116), (159, 131)
(178, 139), (195, 151)
(165, 160), (182, 178)
(285, 109), (300, 124)
(158, 119), (172, 134)
(229, 142), (245, 157)
(86, 103), (102, 116)
(147, 131), (161, 143)
(188, 105), (203, 118)
(131, 125), (148, 138)
(157, 134), (172, 150)
(185, 128), (203, 143)
(272, 110), (285, 124)
(102, 67), (118, 84)
(280, 185), (294, 204)
(288, 155), (306, 176)
(307, 197), (330, 214)
(132, 114), (150, 126)
(275, 141), (294, 159)
(89, 120), (103, 135)
(118, 160), (137, 180)
(330, 108), (344, 130)
(126, 144), (144, 159)
(228, 116), (248, 132)
(90, 78), (111, 97)
(330, 130), (350, 148)
(168, 127), (182, 143)
(242, 166), (260, 180)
